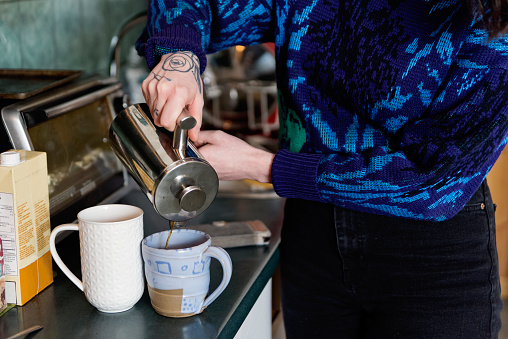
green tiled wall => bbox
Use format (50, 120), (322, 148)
(0, 0), (148, 75)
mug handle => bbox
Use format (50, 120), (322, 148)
(199, 246), (233, 312)
(49, 224), (84, 291)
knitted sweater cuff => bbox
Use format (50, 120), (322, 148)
(139, 27), (207, 73)
(271, 149), (323, 201)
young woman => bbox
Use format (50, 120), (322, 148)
(136, 1), (508, 337)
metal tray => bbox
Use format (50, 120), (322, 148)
(0, 69), (82, 99)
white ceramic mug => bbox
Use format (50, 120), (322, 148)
(49, 204), (145, 313)
(142, 229), (232, 317)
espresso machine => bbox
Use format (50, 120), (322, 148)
(109, 103), (219, 227)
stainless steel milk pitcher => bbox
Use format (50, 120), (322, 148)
(109, 103), (218, 224)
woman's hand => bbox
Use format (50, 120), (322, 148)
(142, 51), (204, 141)
(195, 130), (274, 183)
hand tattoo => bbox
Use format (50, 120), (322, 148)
(162, 51), (202, 93)
(153, 100), (159, 116)
(152, 72), (171, 82)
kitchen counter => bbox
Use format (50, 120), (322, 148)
(0, 186), (285, 339)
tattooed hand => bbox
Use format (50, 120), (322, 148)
(162, 52), (202, 94)
(142, 51), (204, 141)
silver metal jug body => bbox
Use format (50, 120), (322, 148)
(109, 103), (218, 222)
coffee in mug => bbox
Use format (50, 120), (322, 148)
(142, 229), (232, 317)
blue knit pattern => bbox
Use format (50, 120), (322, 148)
(137, 0), (508, 221)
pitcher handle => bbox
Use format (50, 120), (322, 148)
(172, 109), (208, 161)
(49, 224), (83, 291)
(173, 110), (197, 160)
(199, 246), (232, 312)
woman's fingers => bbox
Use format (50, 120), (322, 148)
(187, 94), (204, 141)
(195, 130), (224, 146)
(158, 95), (188, 131)
(195, 130), (274, 183)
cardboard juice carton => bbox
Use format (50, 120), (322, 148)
(0, 150), (53, 305)
(0, 238), (6, 312)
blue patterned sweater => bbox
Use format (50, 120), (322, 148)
(137, 0), (508, 221)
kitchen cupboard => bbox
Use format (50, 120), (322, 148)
(487, 149), (508, 298)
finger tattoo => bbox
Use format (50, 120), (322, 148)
(153, 100), (159, 116)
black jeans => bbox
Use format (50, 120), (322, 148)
(280, 181), (502, 338)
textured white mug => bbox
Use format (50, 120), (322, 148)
(142, 229), (232, 317)
(49, 204), (145, 313)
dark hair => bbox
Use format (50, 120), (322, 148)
(470, 0), (508, 38)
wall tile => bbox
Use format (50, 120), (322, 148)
(53, 0), (85, 70)
(80, 0), (148, 75)
(1, 0), (149, 73)
(81, 0), (113, 74)
(106, 1), (147, 77)
(0, 1), (22, 68)
(18, 0), (56, 69)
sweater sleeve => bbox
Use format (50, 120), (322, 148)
(272, 30), (508, 221)
(135, 0), (275, 70)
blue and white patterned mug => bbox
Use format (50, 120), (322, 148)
(142, 229), (232, 317)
